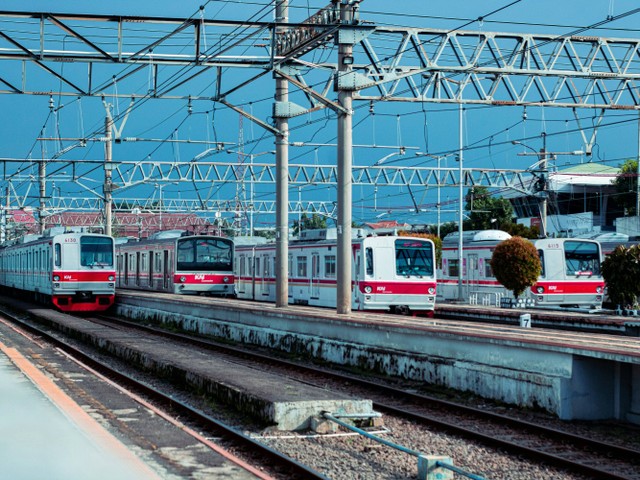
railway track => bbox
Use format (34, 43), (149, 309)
(92, 313), (640, 480)
(1, 309), (330, 480)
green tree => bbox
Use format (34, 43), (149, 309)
(292, 213), (327, 236)
(613, 159), (638, 216)
(490, 236), (542, 298)
(601, 244), (640, 307)
(438, 222), (459, 239)
(501, 222), (539, 239)
(464, 186), (514, 230)
(253, 229), (276, 240)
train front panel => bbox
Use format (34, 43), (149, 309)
(51, 233), (116, 312)
(172, 236), (235, 295)
(354, 236), (437, 314)
(530, 238), (604, 309)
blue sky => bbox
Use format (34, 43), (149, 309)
(2, 1), (640, 229)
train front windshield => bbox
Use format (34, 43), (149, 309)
(176, 237), (233, 272)
(564, 240), (601, 275)
(81, 236), (114, 267)
(395, 239), (434, 277)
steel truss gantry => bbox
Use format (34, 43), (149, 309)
(1, 7), (639, 220)
(0, 157), (532, 212)
(0, 9), (638, 109)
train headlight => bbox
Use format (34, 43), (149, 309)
(428, 287), (436, 295)
(536, 286), (544, 294)
(180, 276), (186, 283)
(223, 276), (229, 283)
(596, 286), (603, 294)
(53, 275), (60, 282)
(108, 275), (115, 281)
(364, 285), (372, 294)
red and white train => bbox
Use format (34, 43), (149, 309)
(235, 228), (437, 315)
(115, 230), (235, 296)
(0, 227), (115, 312)
(438, 230), (605, 309)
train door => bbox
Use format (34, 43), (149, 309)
(148, 251), (154, 288)
(466, 253), (479, 297)
(135, 252), (141, 286)
(542, 247), (565, 304)
(311, 253), (320, 299)
(163, 250), (169, 290)
(287, 254), (293, 300)
(237, 253), (246, 295)
(124, 253), (129, 285)
(353, 246), (363, 309)
(261, 254), (270, 297)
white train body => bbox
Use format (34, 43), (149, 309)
(235, 229), (437, 315)
(438, 230), (605, 309)
(116, 230), (235, 296)
(0, 228), (115, 312)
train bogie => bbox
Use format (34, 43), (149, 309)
(116, 231), (235, 296)
(0, 228), (116, 312)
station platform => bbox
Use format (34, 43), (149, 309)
(8, 303), (371, 432)
(0, 343), (161, 480)
(115, 291), (640, 425)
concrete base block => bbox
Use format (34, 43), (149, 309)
(417, 455), (454, 480)
(310, 416), (339, 434)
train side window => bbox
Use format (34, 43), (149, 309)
(538, 249), (545, 277)
(324, 255), (336, 278)
(365, 247), (373, 276)
(297, 256), (307, 277)
(54, 243), (61, 267)
(449, 259), (459, 277)
(255, 257), (261, 277)
(484, 260), (494, 278)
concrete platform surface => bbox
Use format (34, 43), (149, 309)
(31, 307), (372, 431)
(0, 345), (161, 480)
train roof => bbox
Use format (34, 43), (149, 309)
(442, 229), (512, 245)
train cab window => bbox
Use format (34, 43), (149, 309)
(537, 249), (545, 277)
(324, 255), (336, 278)
(80, 236), (114, 267)
(564, 241), (601, 276)
(394, 239), (434, 277)
(54, 243), (61, 267)
(365, 248), (374, 276)
(297, 256), (307, 277)
(176, 237), (233, 272)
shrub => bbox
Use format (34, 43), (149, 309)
(490, 236), (541, 298)
(601, 244), (640, 307)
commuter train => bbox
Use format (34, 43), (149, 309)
(115, 230), (235, 296)
(234, 228), (437, 315)
(0, 227), (115, 312)
(438, 230), (605, 309)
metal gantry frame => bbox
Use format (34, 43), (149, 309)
(1, 6), (640, 312)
